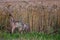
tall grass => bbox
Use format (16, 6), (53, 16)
(0, 31), (60, 40)
(0, 1), (60, 40)
(0, 2), (60, 33)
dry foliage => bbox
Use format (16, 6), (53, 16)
(0, 1), (60, 34)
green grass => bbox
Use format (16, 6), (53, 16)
(0, 31), (60, 40)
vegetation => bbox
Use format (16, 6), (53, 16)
(0, 1), (60, 40)
(0, 31), (60, 40)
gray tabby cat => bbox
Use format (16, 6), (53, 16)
(9, 14), (30, 33)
